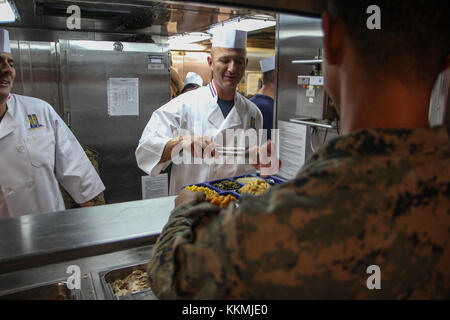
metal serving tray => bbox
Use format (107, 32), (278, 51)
(99, 262), (157, 300)
(0, 281), (81, 300)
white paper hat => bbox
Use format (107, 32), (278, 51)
(185, 72), (203, 86)
(0, 29), (11, 53)
(211, 29), (247, 49)
(260, 56), (275, 73)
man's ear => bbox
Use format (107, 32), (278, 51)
(207, 55), (213, 70)
(322, 11), (342, 66)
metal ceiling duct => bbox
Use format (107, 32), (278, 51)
(34, 0), (157, 30)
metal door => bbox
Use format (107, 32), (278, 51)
(58, 40), (170, 204)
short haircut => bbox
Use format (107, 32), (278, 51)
(328, 0), (450, 84)
(262, 70), (275, 84)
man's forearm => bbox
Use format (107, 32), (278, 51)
(147, 203), (196, 298)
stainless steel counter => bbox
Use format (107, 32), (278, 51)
(0, 244), (156, 299)
(0, 196), (175, 274)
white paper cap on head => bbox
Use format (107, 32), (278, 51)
(185, 72), (203, 86)
(260, 56), (275, 73)
(211, 29), (247, 49)
(0, 29), (11, 53)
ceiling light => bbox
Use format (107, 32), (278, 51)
(208, 16), (276, 34)
(169, 43), (207, 51)
(168, 32), (211, 50)
(0, 0), (19, 23)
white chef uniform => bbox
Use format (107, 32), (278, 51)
(0, 94), (105, 218)
(136, 80), (262, 195)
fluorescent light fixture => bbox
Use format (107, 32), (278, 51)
(208, 16), (276, 34)
(168, 15), (275, 51)
(292, 59), (323, 64)
(284, 30), (324, 38)
(169, 32), (211, 50)
(0, 0), (19, 23)
(169, 43), (207, 51)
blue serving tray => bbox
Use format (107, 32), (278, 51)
(184, 182), (222, 193)
(182, 173), (286, 199)
(183, 182), (240, 198)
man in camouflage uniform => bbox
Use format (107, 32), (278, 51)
(148, 0), (450, 299)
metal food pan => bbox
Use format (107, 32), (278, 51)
(99, 262), (157, 300)
(0, 281), (81, 300)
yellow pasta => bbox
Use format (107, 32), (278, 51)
(238, 179), (271, 196)
(210, 194), (237, 207)
(184, 185), (236, 207)
(184, 185), (217, 201)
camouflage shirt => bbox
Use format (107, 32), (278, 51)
(148, 126), (450, 299)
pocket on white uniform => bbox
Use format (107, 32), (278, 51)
(25, 132), (56, 168)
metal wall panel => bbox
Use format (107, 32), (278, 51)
(275, 14), (339, 162)
(275, 14), (323, 122)
(58, 40), (170, 204)
(10, 41), (62, 117)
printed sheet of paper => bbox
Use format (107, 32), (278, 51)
(246, 72), (261, 96)
(107, 78), (139, 116)
(277, 120), (307, 180)
(142, 174), (169, 200)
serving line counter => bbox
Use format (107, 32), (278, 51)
(0, 196), (176, 300)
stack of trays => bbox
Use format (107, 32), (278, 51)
(184, 173), (286, 199)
